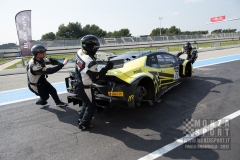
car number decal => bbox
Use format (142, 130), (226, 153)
(174, 67), (179, 80)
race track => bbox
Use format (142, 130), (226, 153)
(0, 47), (240, 160)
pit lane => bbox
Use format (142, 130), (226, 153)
(0, 48), (240, 160)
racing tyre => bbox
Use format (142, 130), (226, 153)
(134, 86), (147, 107)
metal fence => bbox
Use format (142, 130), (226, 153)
(0, 52), (3, 59)
(30, 32), (240, 48)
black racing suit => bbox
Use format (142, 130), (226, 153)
(176, 48), (198, 64)
(75, 50), (113, 125)
(27, 57), (64, 104)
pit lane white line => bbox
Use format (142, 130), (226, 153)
(0, 81), (65, 93)
(138, 110), (240, 160)
(0, 91), (67, 106)
(193, 53), (240, 68)
(196, 53), (240, 61)
(193, 59), (240, 68)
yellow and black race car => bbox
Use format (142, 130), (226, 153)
(65, 51), (193, 108)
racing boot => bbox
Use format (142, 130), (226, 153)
(36, 99), (48, 105)
(78, 119), (82, 125)
(78, 123), (93, 131)
(56, 101), (68, 107)
(156, 99), (161, 103)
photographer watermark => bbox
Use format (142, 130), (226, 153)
(182, 119), (231, 150)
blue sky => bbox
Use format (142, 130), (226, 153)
(0, 0), (239, 44)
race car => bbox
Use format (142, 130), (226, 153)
(65, 50), (193, 108)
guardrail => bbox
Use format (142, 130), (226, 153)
(1, 36), (239, 58)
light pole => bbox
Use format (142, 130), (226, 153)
(159, 17), (163, 36)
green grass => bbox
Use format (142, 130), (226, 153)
(46, 53), (75, 59)
(104, 45), (184, 54)
(197, 43), (214, 48)
(5, 53), (76, 69)
(168, 45), (183, 52)
(0, 58), (13, 65)
(220, 41), (239, 46)
(6, 59), (29, 69)
(105, 40), (239, 53)
(2, 40), (240, 69)
(104, 47), (157, 54)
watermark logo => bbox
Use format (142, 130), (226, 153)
(182, 119), (231, 150)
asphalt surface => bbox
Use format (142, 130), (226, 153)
(0, 47), (240, 160)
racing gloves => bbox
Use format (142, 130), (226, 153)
(86, 61), (114, 81)
(49, 58), (61, 65)
(105, 61), (114, 70)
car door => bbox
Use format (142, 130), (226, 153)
(163, 53), (179, 82)
(158, 53), (178, 86)
(146, 54), (162, 94)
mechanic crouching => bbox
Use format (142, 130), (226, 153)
(75, 35), (113, 130)
(27, 44), (69, 107)
(176, 42), (198, 64)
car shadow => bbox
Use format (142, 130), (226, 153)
(40, 74), (233, 159)
(88, 75), (233, 159)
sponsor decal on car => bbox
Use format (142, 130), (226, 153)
(128, 95), (134, 101)
(133, 68), (142, 74)
(108, 92), (124, 96)
(160, 64), (173, 68)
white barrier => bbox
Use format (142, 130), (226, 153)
(2, 37), (240, 58)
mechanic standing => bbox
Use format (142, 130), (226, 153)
(176, 42), (198, 64)
(27, 44), (68, 107)
(75, 35), (113, 130)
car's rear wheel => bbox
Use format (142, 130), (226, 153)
(134, 86), (147, 107)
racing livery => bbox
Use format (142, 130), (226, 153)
(65, 51), (193, 108)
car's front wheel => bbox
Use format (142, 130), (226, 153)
(134, 86), (147, 107)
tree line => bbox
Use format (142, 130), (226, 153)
(211, 29), (237, 34)
(41, 22), (132, 40)
(40, 21), (237, 40)
(0, 43), (18, 49)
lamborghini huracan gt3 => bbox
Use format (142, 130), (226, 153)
(65, 51), (193, 108)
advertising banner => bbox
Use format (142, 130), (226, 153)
(210, 15), (226, 22)
(15, 10), (32, 57)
